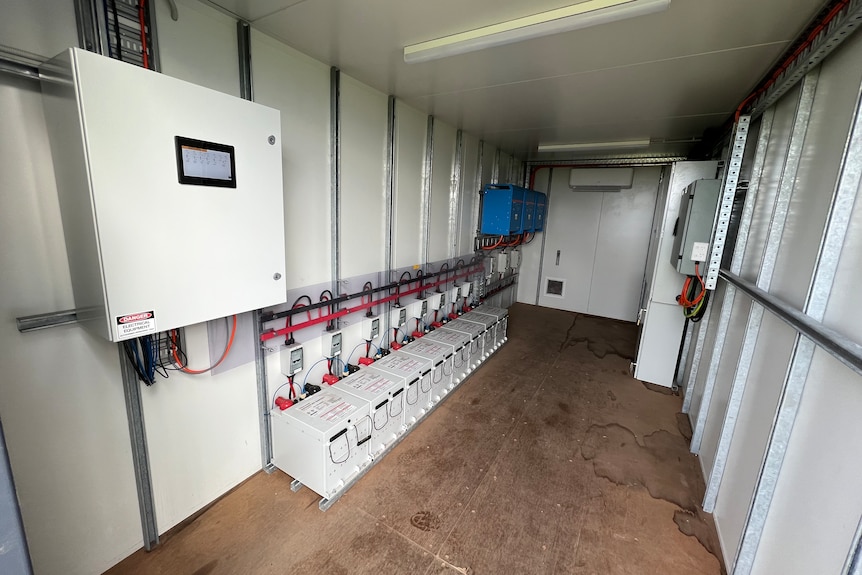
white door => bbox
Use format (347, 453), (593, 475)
(537, 167), (661, 322)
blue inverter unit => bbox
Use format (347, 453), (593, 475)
(523, 190), (537, 232)
(480, 184), (529, 235)
(534, 192), (547, 231)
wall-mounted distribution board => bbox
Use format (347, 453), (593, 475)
(671, 179), (721, 276)
(40, 48), (286, 341)
(271, 388), (372, 499)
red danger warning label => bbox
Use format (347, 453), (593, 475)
(116, 311), (156, 338)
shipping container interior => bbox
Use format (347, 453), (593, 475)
(2, 1), (862, 574)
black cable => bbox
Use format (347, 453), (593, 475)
(109, 0), (123, 61)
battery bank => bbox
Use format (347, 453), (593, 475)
(271, 388), (372, 499)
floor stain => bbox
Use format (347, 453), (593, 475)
(676, 412), (693, 442)
(674, 510), (727, 575)
(580, 423), (700, 512)
(191, 560), (218, 575)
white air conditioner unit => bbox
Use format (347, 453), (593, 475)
(569, 168), (634, 192)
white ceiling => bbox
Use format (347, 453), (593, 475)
(205, 0), (829, 159)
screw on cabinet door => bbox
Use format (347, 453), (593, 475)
(268, 136), (276, 145)
(273, 273), (282, 280)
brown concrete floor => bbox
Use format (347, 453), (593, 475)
(108, 304), (724, 575)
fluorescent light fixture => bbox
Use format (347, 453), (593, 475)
(404, 0), (670, 64)
(537, 139), (651, 152)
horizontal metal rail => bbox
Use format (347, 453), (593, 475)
(17, 309), (80, 333)
(720, 269), (862, 377)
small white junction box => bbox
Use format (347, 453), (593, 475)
(371, 352), (431, 426)
(424, 328), (471, 384)
(271, 388), (372, 499)
(401, 340), (455, 404)
(334, 369), (405, 456)
(40, 48), (285, 341)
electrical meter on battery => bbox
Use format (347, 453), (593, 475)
(450, 286), (461, 303)
(282, 345), (304, 377)
(362, 317), (380, 340)
(324, 331), (342, 357)
(391, 307), (407, 327)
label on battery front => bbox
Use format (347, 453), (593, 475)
(298, 393), (356, 423)
(343, 372), (399, 394)
(116, 311), (156, 338)
(378, 355), (423, 375)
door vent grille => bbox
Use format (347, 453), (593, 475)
(546, 279), (565, 297)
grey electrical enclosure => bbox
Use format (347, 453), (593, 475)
(670, 179), (720, 276)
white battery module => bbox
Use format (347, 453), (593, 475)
(271, 388), (372, 499)
(334, 369), (405, 456)
(424, 328), (471, 384)
(401, 339), (455, 404)
(372, 352), (431, 425)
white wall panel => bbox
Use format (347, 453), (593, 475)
(156, 0), (239, 96)
(769, 39), (862, 310)
(144, 0), (261, 535)
(0, 0), (77, 60)
(0, 76), (142, 575)
(481, 143), (496, 185)
(712, 314), (796, 558)
(393, 101), (427, 269)
(428, 120), (457, 263)
(458, 132), (480, 256)
(251, 30), (331, 290)
(517, 168), (550, 304)
(341, 75), (388, 278)
(746, 31), (862, 574)
(738, 84), (799, 282)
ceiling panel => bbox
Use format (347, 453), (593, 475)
(232, 0), (830, 157)
(414, 43), (785, 136)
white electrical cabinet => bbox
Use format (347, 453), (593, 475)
(400, 339), (455, 404)
(40, 48), (286, 341)
(271, 389), (372, 499)
(424, 328), (471, 384)
(634, 161), (719, 387)
(370, 353), (431, 426)
(334, 369), (404, 456)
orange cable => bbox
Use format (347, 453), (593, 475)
(171, 315), (237, 374)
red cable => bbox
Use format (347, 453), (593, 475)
(735, 0), (849, 120)
(138, 0), (149, 70)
